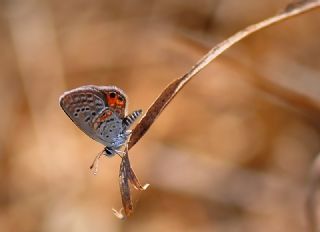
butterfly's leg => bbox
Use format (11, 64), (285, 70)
(114, 149), (126, 158)
(89, 149), (105, 175)
(122, 109), (143, 130)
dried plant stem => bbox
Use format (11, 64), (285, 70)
(116, 146), (149, 218)
(121, 0), (320, 218)
(128, 0), (320, 150)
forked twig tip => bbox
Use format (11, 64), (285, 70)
(112, 208), (126, 219)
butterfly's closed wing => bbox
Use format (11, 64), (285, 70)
(59, 85), (107, 144)
(59, 85), (127, 145)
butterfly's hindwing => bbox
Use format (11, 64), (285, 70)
(92, 107), (125, 146)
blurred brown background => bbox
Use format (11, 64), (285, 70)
(1, 0), (320, 231)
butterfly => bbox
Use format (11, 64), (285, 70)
(59, 85), (142, 167)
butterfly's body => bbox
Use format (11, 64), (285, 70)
(59, 85), (142, 156)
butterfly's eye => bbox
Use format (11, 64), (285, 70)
(109, 92), (116, 98)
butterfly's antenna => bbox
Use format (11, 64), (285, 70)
(90, 149), (105, 175)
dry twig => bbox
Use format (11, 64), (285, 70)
(128, 0), (320, 150)
(115, 146), (149, 218)
(121, 0), (320, 217)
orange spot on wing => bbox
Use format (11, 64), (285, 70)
(93, 110), (112, 129)
(107, 96), (116, 106)
(97, 110), (112, 122)
(104, 92), (127, 118)
(116, 98), (125, 106)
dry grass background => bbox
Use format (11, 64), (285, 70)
(0, 0), (320, 231)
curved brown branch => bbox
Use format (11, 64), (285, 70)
(128, 0), (320, 150)
(115, 147), (149, 218)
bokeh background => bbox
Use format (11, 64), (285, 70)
(1, 0), (320, 231)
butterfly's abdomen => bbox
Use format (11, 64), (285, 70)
(123, 110), (142, 129)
